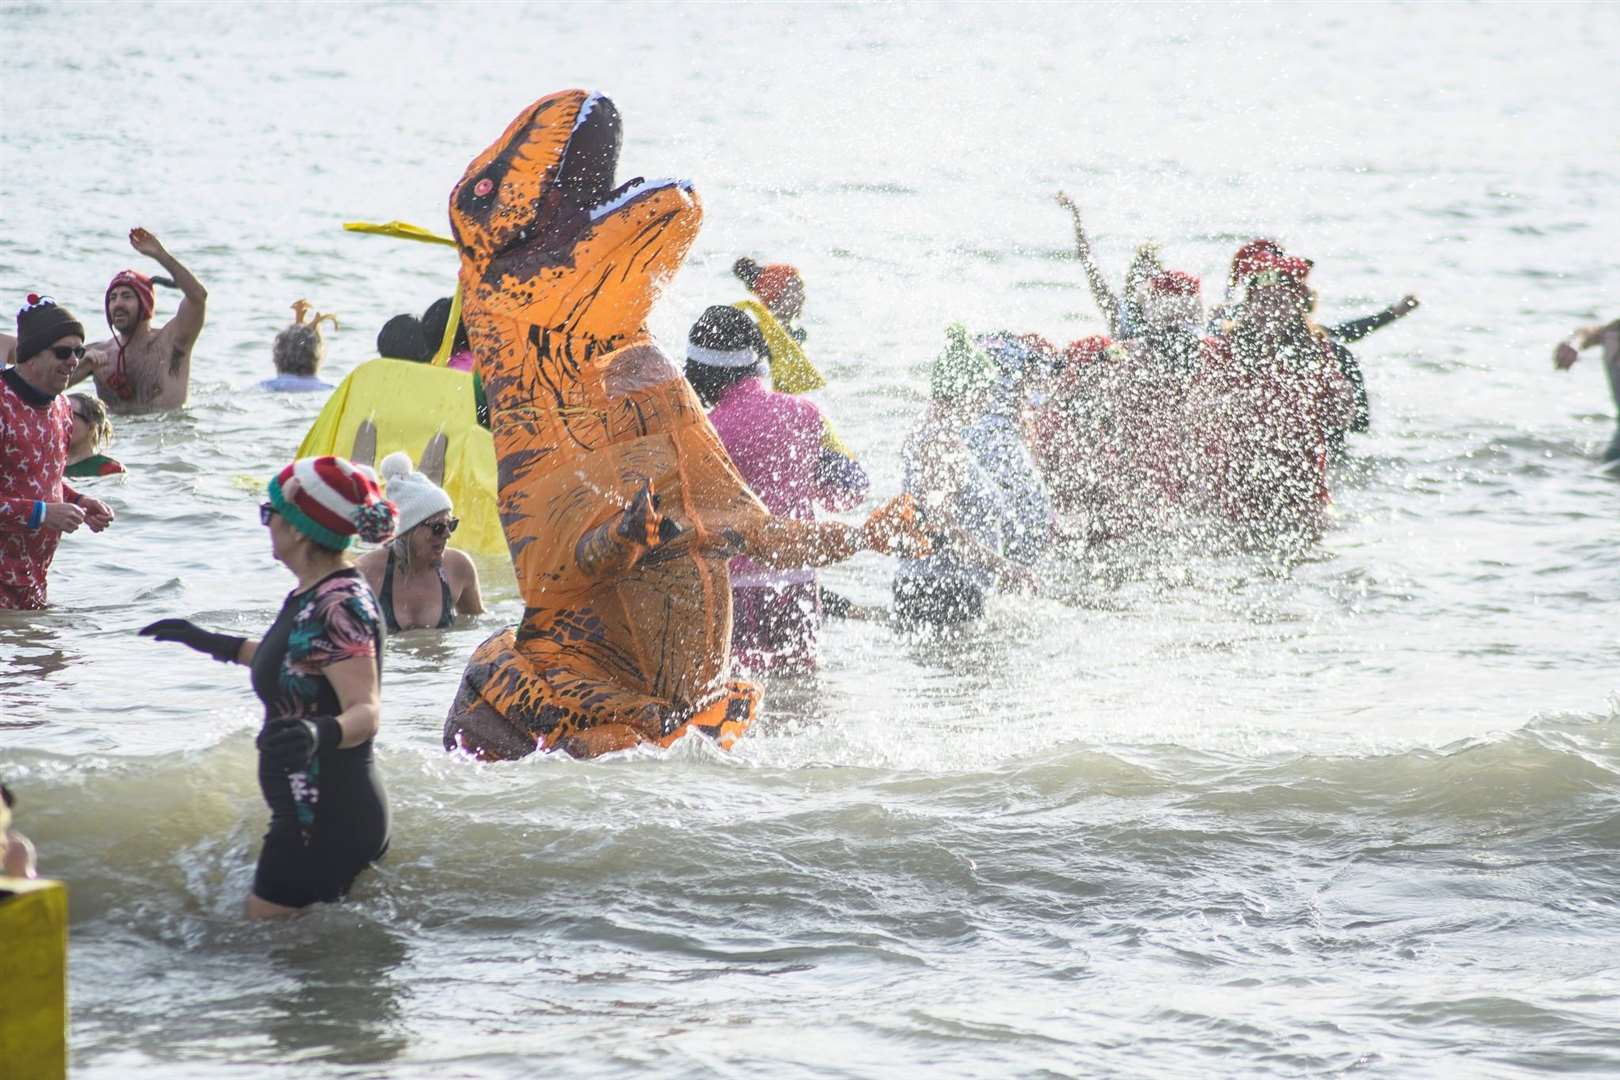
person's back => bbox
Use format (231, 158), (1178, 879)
(709, 378), (825, 522)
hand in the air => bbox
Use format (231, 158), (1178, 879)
(128, 227), (166, 260)
(1554, 341), (1580, 371)
(1393, 295), (1420, 317)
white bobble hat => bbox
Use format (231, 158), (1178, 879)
(379, 451), (454, 536)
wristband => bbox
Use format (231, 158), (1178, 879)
(26, 501), (44, 530)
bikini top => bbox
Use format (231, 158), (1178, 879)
(379, 546), (454, 633)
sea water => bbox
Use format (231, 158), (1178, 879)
(3, 2), (1619, 1076)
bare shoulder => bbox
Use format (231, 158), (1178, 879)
(355, 547), (387, 588)
(444, 547), (478, 578)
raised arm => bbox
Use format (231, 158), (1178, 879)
(1555, 322), (1612, 370)
(1327, 295), (1420, 344)
(1056, 191), (1122, 338)
(129, 228), (207, 346)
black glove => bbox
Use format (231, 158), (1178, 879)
(139, 618), (246, 664)
(258, 716), (342, 774)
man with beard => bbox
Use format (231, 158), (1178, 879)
(73, 227), (207, 411)
(2, 296), (115, 608)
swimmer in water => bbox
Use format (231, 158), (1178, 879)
(73, 228), (208, 412)
(357, 452), (484, 632)
(685, 305), (869, 671)
(140, 456), (395, 919)
(261, 300), (337, 393)
(64, 393), (125, 478)
(1055, 191), (1164, 340)
(895, 326), (1036, 628)
(1, 782), (38, 879)
(1553, 318), (1620, 462)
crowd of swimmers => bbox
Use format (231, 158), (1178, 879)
(5, 209), (1617, 920)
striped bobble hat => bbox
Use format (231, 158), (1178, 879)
(268, 456), (397, 550)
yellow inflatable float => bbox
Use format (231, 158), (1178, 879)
(295, 224), (505, 557)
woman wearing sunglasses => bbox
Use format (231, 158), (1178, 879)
(141, 456), (396, 919)
(357, 451), (483, 632)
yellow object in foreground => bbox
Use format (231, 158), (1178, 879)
(0, 878), (67, 1080)
(296, 359), (506, 557)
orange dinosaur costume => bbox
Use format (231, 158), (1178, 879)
(441, 90), (921, 760)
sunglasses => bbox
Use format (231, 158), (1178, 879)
(51, 345), (87, 361)
(72, 410), (91, 424)
(421, 517), (460, 538)
(259, 501), (279, 526)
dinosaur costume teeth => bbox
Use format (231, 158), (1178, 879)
(440, 89), (905, 760)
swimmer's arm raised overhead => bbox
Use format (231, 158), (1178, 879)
(1056, 191), (1123, 339)
(1554, 322), (1614, 370)
(129, 228), (207, 348)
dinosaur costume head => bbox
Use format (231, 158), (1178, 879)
(449, 89), (701, 351)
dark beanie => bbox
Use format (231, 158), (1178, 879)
(687, 305), (767, 358)
(421, 296), (469, 355)
(16, 294), (85, 361)
(377, 313), (430, 362)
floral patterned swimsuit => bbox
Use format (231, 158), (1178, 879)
(248, 568), (389, 908)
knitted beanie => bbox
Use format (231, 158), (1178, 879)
(16, 294), (86, 361)
(268, 456), (397, 550)
(105, 270), (155, 325)
(686, 305), (766, 369)
(380, 451), (455, 535)
(749, 264), (804, 314)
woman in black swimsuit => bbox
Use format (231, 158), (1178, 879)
(141, 456), (397, 919)
(358, 452), (483, 631)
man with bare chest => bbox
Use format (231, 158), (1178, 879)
(72, 227), (207, 412)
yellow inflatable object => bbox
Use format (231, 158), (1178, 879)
(295, 359), (505, 556)
(341, 220), (456, 247)
(732, 298), (824, 393)
(731, 298), (853, 459)
(0, 878), (67, 1080)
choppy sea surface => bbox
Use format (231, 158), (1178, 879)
(4, 2), (1620, 1076)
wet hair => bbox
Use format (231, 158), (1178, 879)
(683, 305), (766, 408)
(421, 297), (470, 357)
(378, 314), (431, 363)
(68, 393), (113, 451)
(272, 323), (325, 376)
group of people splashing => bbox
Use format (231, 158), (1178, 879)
(17, 87), (1620, 929)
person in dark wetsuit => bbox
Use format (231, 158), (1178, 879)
(357, 452), (483, 631)
(140, 455), (397, 919)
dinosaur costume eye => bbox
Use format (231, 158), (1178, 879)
(474, 178), (495, 197)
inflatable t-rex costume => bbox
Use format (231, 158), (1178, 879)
(442, 89), (920, 759)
